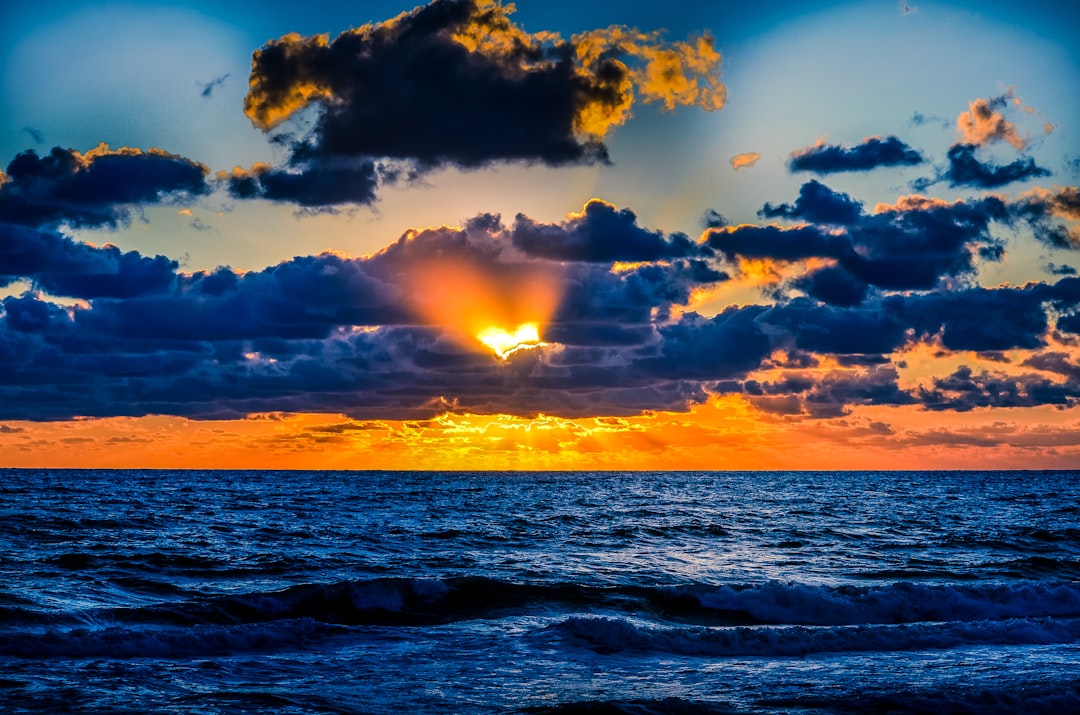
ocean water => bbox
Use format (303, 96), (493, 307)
(1, 470), (1079, 714)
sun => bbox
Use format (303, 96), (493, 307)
(477, 323), (547, 359)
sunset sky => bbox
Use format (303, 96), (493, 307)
(2, 0), (1080, 469)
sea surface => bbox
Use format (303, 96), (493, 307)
(1, 469), (1079, 714)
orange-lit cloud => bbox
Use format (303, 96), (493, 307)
(243, 0), (725, 170)
(729, 152), (761, 170)
(572, 27), (724, 138)
(957, 97), (1025, 149)
(244, 32), (333, 130)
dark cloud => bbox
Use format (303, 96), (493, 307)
(791, 265), (869, 307)
(199, 73), (230, 98)
(942, 143), (1051, 189)
(746, 365), (914, 418)
(707, 223), (846, 264)
(701, 209), (727, 229)
(0, 144), (209, 229)
(511, 199), (707, 262)
(4, 243), (1079, 420)
(236, 0), (724, 205)
(712, 184), (1013, 301)
(759, 180), (863, 225)
(895, 287), (1048, 352)
(0, 223), (177, 299)
(917, 365), (1080, 412)
(1010, 186), (1080, 249)
(640, 306), (772, 380)
(0, 204), (741, 420)
(246, 0), (584, 165)
(221, 161), (381, 207)
(788, 136), (923, 174)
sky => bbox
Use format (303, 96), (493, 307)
(2, 0), (1080, 469)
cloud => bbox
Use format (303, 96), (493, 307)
(0, 143), (210, 229)
(713, 182), (1015, 298)
(0, 223), (178, 299)
(746, 365), (914, 418)
(510, 198), (708, 262)
(219, 161), (381, 207)
(941, 143), (1050, 189)
(957, 95), (1026, 149)
(1047, 263), (1077, 276)
(1, 114), (1076, 423)
(8, 243), (1073, 422)
(199, 73), (230, 98)
(238, 0), (723, 207)
(759, 180), (863, 225)
(1011, 186), (1080, 248)
(729, 152), (761, 170)
(0, 201), (741, 420)
(917, 365), (1080, 411)
(788, 136), (923, 174)
(909, 111), (949, 128)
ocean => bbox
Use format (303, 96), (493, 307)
(1, 469), (1078, 714)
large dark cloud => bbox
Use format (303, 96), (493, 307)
(0, 145), (209, 229)
(234, 0), (724, 206)
(245, 0), (602, 167)
(788, 136), (923, 174)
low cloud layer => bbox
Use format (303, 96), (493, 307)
(2, 173), (1079, 420)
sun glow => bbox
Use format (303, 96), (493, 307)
(477, 323), (547, 359)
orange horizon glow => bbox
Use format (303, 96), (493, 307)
(3, 396), (1080, 471)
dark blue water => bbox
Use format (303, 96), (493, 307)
(1, 470), (1079, 714)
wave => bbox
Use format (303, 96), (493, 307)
(11, 578), (1080, 631)
(546, 614), (1080, 657)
